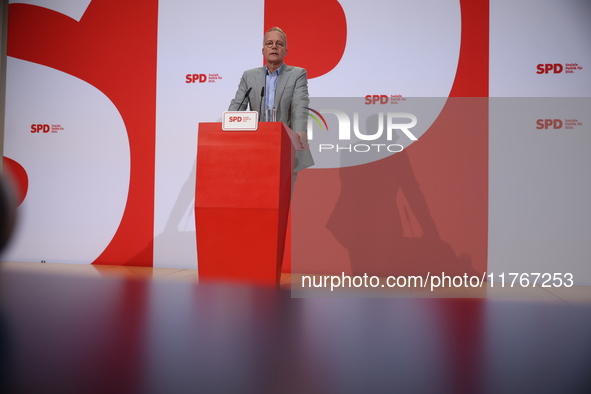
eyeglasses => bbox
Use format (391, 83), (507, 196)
(264, 41), (285, 49)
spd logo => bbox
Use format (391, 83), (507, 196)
(30, 124), (63, 133)
(536, 64), (563, 74)
(365, 95), (389, 105)
(31, 124), (50, 133)
(364, 95), (405, 104)
(536, 119), (563, 129)
(186, 74), (207, 83)
(185, 73), (223, 83)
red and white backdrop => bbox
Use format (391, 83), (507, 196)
(3, 0), (590, 284)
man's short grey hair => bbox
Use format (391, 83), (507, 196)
(263, 27), (288, 48)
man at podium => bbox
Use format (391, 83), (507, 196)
(228, 27), (314, 173)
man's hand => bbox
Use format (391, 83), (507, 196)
(296, 131), (309, 149)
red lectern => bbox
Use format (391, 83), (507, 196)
(195, 122), (295, 286)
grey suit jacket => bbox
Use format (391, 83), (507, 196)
(229, 64), (314, 172)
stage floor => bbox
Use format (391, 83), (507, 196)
(1, 261), (591, 393)
(1, 261), (590, 303)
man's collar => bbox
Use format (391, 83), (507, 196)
(265, 64), (284, 75)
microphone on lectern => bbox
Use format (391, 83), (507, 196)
(259, 86), (265, 120)
(237, 87), (252, 111)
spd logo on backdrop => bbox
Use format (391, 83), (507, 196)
(536, 63), (583, 74)
(30, 124), (64, 133)
(185, 73), (223, 83)
(364, 95), (407, 105)
(536, 118), (583, 130)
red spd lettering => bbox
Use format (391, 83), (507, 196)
(364, 95), (390, 104)
(30, 124), (50, 133)
(185, 74), (208, 83)
(536, 64), (563, 74)
(536, 119), (563, 129)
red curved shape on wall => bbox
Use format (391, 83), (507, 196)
(449, 0), (489, 98)
(7, 0), (158, 266)
(288, 0), (490, 276)
(264, 0), (347, 79)
(2, 157), (28, 207)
